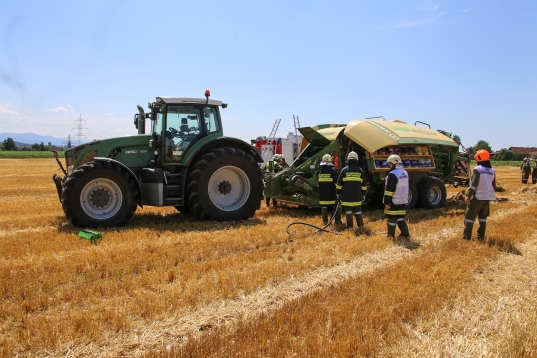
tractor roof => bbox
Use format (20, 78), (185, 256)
(156, 97), (223, 106)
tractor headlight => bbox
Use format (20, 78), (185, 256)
(67, 165), (74, 175)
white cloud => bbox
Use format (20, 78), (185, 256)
(376, 12), (445, 30)
(418, 1), (441, 11)
(0, 103), (22, 117)
(46, 105), (74, 113)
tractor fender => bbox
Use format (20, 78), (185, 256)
(93, 157), (143, 207)
(186, 137), (263, 166)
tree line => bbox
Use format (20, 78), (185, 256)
(466, 140), (535, 161)
(1, 137), (70, 151)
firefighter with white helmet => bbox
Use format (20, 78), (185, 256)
(336, 151), (368, 235)
(383, 154), (410, 239)
(316, 153), (343, 229)
(265, 154), (284, 174)
(463, 149), (496, 241)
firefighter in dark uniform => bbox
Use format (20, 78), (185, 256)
(383, 154), (410, 239)
(316, 154), (343, 228)
(532, 160), (537, 184)
(520, 158), (531, 184)
(463, 149), (496, 241)
(336, 151), (367, 235)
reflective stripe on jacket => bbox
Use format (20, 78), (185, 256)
(471, 165), (496, 201)
(383, 167), (409, 205)
(336, 161), (367, 207)
(316, 164), (337, 205)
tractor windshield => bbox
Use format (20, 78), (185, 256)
(164, 105), (220, 162)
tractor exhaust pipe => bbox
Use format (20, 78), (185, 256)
(137, 105), (145, 134)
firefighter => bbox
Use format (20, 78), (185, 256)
(463, 149), (496, 241)
(383, 154), (410, 240)
(520, 158), (531, 184)
(265, 154), (284, 174)
(532, 160), (537, 185)
(265, 154), (285, 207)
(336, 151), (367, 235)
(316, 154), (343, 229)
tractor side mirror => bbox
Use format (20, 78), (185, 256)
(134, 114), (139, 129)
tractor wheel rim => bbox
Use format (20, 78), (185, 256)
(208, 166), (250, 211)
(428, 186), (442, 205)
(80, 179), (123, 219)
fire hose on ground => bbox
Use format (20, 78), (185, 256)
(286, 198), (342, 235)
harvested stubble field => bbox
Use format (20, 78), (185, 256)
(1, 159), (536, 357)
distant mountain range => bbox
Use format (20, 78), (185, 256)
(0, 133), (66, 146)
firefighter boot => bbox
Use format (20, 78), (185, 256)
(463, 219), (474, 240)
(477, 219), (487, 241)
(355, 213), (364, 227)
(346, 213), (354, 229)
(321, 207), (329, 226)
(387, 219), (397, 240)
(335, 206), (344, 231)
(397, 219), (410, 239)
(354, 213), (366, 236)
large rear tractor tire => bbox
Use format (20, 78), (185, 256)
(61, 162), (138, 227)
(186, 147), (263, 220)
(417, 177), (446, 209)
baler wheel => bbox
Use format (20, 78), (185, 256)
(417, 177), (446, 209)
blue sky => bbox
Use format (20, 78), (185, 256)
(1, 0), (535, 150)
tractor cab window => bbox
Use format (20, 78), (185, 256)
(165, 106), (203, 161)
(202, 106), (220, 133)
(151, 112), (163, 136)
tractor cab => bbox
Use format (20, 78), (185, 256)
(135, 91), (228, 165)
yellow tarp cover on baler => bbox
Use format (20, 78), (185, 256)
(344, 120), (458, 153)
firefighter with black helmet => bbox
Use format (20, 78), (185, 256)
(383, 154), (410, 239)
(463, 149), (496, 241)
(317, 154), (343, 229)
(521, 157), (531, 184)
(336, 151), (367, 235)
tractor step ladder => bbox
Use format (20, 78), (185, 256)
(260, 118), (281, 163)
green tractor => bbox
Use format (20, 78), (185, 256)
(264, 120), (472, 210)
(53, 91), (264, 227)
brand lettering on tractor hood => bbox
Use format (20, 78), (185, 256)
(125, 149), (147, 154)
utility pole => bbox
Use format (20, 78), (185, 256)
(72, 115), (87, 146)
(63, 134), (73, 149)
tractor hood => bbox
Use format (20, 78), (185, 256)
(344, 120), (458, 153)
(298, 124), (346, 146)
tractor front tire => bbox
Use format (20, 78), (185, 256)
(61, 162), (138, 227)
(186, 147), (263, 220)
(417, 177), (446, 209)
